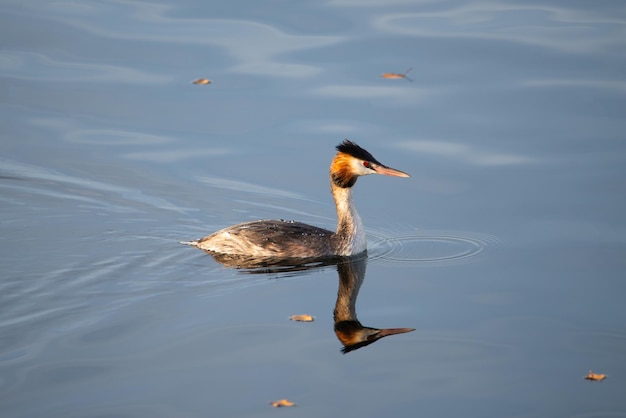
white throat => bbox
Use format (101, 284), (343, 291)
(332, 185), (367, 255)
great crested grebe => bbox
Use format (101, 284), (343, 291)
(183, 140), (409, 259)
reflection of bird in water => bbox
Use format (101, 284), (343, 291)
(182, 140), (409, 263)
(195, 237), (413, 352)
(334, 255), (414, 353)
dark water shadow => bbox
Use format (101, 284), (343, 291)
(332, 255), (414, 353)
(204, 250), (344, 274)
(205, 251), (414, 353)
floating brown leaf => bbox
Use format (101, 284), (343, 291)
(380, 67), (413, 82)
(270, 399), (296, 407)
(192, 78), (211, 85)
(585, 370), (606, 381)
(290, 314), (314, 322)
(380, 73), (405, 79)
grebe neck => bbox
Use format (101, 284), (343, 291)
(333, 257), (366, 322)
(331, 182), (366, 255)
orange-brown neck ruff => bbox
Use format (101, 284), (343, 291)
(330, 152), (358, 188)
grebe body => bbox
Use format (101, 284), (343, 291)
(183, 140), (409, 259)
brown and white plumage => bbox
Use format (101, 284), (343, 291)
(182, 140), (409, 260)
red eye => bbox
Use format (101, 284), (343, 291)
(363, 161), (371, 169)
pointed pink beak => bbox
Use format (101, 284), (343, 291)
(375, 327), (415, 338)
(373, 164), (410, 178)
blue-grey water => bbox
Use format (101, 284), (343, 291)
(2, 1), (626, 417)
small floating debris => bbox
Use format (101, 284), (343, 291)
(380, 67), (413, 82)
(585, 370), (607, 381)
(192, 78), (212, 85)
(290, 314), (315, 322)
(270, 399), (296, 407)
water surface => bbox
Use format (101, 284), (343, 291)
(2, 1), (626, 417)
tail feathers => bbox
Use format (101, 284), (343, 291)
(180, 240), (200, 247)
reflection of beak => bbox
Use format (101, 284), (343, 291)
(335, 322), (415, 354)
(373, 327), (416, 339)
(373, 164), (411, 178)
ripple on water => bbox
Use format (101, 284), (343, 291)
(368, 229), (499, 265)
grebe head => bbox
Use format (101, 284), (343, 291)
(331, 140), (410, 188)
(335, 321), (415, 353)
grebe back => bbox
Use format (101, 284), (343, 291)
(183, 140), (409, 259)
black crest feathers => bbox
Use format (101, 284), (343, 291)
(336, 140), (381, 164)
